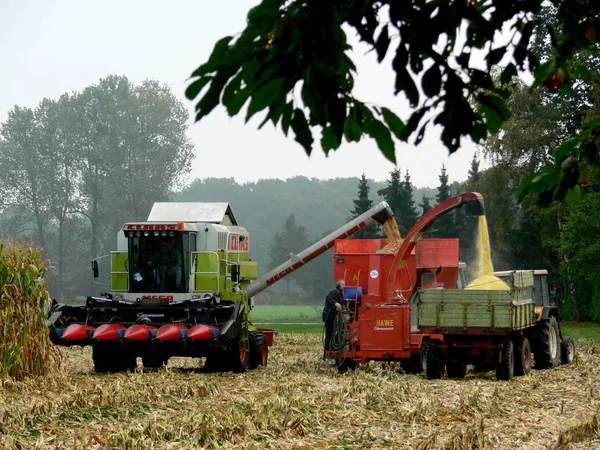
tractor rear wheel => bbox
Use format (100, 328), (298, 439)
(561, 336), (576, 365)
(426, 348), (445, 380)
(249, 331), (268, 369)
(534, 316), (561, 369)
(446, 361), (467, 379)
(514, 336), (532, 376)
(496, 338), (515, 381)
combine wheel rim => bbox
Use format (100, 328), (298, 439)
(261, 343), (267, 365)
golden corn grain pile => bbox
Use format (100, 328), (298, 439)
(383, 217), (403, 254)
(1, 333), (599, 449)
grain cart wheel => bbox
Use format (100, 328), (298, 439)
(514, 336), (532, 376)
(337, 358), (357, 374)
(403, 338), (430, 374)
(496, 339), (515, 381)
(560, 336), (576, 365)
(426, 348), (445, 380)
(534, 316), (561, 369)
(249, 331), (268, 369)
(446, 361), (467, 379)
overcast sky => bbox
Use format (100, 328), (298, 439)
(1, 0), (480, 188)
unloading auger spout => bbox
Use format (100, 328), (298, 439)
(245, 201), (395, 298)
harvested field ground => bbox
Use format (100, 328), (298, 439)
(1, 335), (600, 449)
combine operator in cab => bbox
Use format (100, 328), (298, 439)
(130, 232), (185, 293)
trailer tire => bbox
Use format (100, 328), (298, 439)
(249, 331), (268, 369)
(337, 358), (357, 374)
(446, 361), (467, 379)
(426, 348), (444, 380)
(496, 338), (515, 381)
(407, 338), (430, 374)
(514, 336), (532, 376)
(534, 316), (561, 369)
(561, 336), (576, 365)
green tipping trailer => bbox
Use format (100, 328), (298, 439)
(417, 270), (576, 381)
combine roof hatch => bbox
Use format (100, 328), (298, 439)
(147, 202), (238, 225)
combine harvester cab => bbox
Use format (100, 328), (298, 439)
(47, 202), (273, 373)
(47, 200), (398, 373)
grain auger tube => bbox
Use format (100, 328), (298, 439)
(244, 200), (395, 298)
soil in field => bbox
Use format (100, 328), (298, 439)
(2, 334), (600, 449)
(466, 215), (509, 291)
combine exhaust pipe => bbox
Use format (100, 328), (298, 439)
(245, 201), (394, 298)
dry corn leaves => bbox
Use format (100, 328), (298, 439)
(1, 335), (600, 449)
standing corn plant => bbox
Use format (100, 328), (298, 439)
(0, 241), (59, 380)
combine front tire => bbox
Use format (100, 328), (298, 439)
(426, 348), (445, 380)
(93, 346), (111, 373)
(142, 355), (169, 370)
(249, 331), (268, 369)
(561, 336), (576, 365)
(496, 339), (514, 381)
(93, 346), (136, 373)
(534, 316), (561, 369)
(514, 336), (532, 376)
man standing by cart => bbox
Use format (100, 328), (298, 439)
(322, 279), (345, 358)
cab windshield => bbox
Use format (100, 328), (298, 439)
(128, 234), (186, 293)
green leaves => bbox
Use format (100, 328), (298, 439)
(291, 109), (313, 155)
(364, 118), (396, 164)
(375, 26), (390, 63)
(422, 65), (442, 98)
(381, 108), (406, 141)
(343, 112), (362, 143)
(190, 36), (234, 79)
(245, 78), (286, 123)
(478, 94), (512, 133)
(321, 126), (341, 153)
